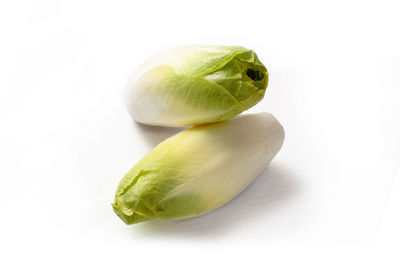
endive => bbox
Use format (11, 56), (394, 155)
(124, 45), (269, 127)
(112, 113), (284, 224)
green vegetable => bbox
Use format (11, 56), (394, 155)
(112, 113), (284, 224)
(123, 45), (269, 127)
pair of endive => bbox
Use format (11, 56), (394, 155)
(112, 45), (285, 224)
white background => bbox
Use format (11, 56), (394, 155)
(1, 0), (399, 266)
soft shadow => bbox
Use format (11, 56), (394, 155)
(132, 162), (303, 239)
(134, 121), (185, 147)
